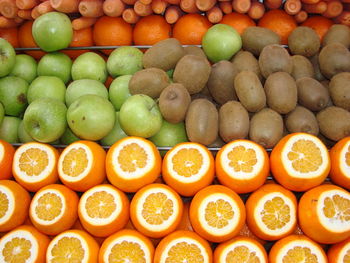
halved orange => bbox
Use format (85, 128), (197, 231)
(130, 183), (183, 239)
(329, 137), (350, 190)
(12, 142), (59, 192)
(246, 184), (297, 241)
(298, 184), (350, 244)
(29, 184), (79, 236)
(216, 139), (270, 194)
(270, 132), (330, 192)
(162, 142), (215, 196)
(78, 184), (130, 237)
(58, 140), (106, 192)
(189, 185), (246, 243)
(46, 229), (100, 263)
(0, 225), (50, 263)
(327, 237), (350, 263)
(0, 140), (15, 180)
(99, 229), (154, 263)
(269, 234), (327, 263)
(106, 136), (162, 192)
(214, 236), (268, 263)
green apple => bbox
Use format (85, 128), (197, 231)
(23, 98), (67, 143)
(65, 79), (108, 107)
(107, 46), (143, 77)
(28, 76), (66, 104)
(18, 120), (34, 143)
(9, 54), (37, 83)
(108, 75), (131, 111)
(149, 120), (188, 147)
(100, 111), (127, 146)
(60, 127), (80, 145)
(32, 12), (73, 52)
(0, 76), (28, 117)
(71, 52), (107, 83)
(37, 52), (72, 84)
(202, 24), (242, 63)
(0, 38), (16, 77)
(67, 94), (115, 141)
(119, 94), (162, 138)
(0, 103), (4, 127)
(0, 116), (21, 143)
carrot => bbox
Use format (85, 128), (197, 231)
(248, 1), (265, 19)
(139, 0), (151, 4)
(219, 1), (232, 14)
(103, 0), (125, 17)
(165, 0), (180, 3)
(121, 0), (137, 4)
(72, 17), (97, 30)
(294, 10), (307, 23)
(16, 0), (38, 9)
(284, 0), (301, 15)
(152, 0), (167, 14)
(206, 5), (222, 23)
(31, 5), (40, 18)
(334, 11), (350, 25)
(50, 0), (79, 13)
(303, 1), (327, 13)
(264, 0), (283, 9)
(301, 0), (320, 5)
(122, 7), (140, 23)
(195, 0), (216, 11)
(17, 8), (32, 19)
(0, 15), (18, 27)
(79, 0), (104, 18)
(165, 5), (182, 23)
(37, 0), (53, 14)
(0, 0), (18, 19)
(322, 0), (343, 17)
(232, 0), (251, 13)
(134, 0), (152, 16)
(180, 0), (199, 13)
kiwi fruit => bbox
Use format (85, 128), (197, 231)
(264, 72), (297, 114)
(329, 72), (350, 111)
(242, 26), (281, 56)
(185, 98), (218, 146)
(183, 46), (207, 59)
(259, 44), (293, 78)
(129, 68), (170, 98)
(231, 51), (263, 81)
(207, 60), (238, 105)
(309, 53), (325, 81)
(143, 38), (185, 71)
(288, 26), (320, 57)
(296, 77), (330, 112)
(159, 83), (191, 124)
(173, 55), (211, 94)
(219, 101), (250, 142)
(285, 106), (319, 135)
(318, 43), (350, 79)
(322, 24), (350, 49)
(249, 108), (284, 149)
(234, 71), (266, 112)
(317, 106), (350, 141)
(291, 55), (315, 80)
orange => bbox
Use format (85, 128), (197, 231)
(130, 183), (183, 239)
(258, 9), (297, 45)
(173, 13), (212, 45)
(189, 185), (246, 243)
(29, 184), (79, 236)
(124, 219), (162, 248)
(216, 139), (270, 194)
(302, 16), (334, 41)
(0, 27), (18, 48)
(78, 184), (130, 238)
(99, 229), (154, 263)
(162, 142), (215, 197)
(298, 184), (350, 244)
(18, 20), (46, 60)
(46, 229), (100, 263)
(246, 184), (298, 241)
(58, 140), (106, 192)
(62, 27), (94, 59)
(214, 236), (268, 263)
(0, 180), (31, 232)
(12, 142), (60, 192)
(329, 136), (350, 190)
(327, 237), (350, 263)
(176, 202), (193, 232)
(133, 15), (171, 45)
(0, 225), (50, 263)
(269, 234), (327, 263)
(106, 136), (162, 193)
(220, 13), (256, 35)
(270, 132), (330, 192)
(0, 139), (15, 180)
(71, 218), (105, 246)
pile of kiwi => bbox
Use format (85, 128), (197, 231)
(128, 25), (350, 148)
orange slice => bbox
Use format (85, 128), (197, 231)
(214, 236), (268, 263)
(99, 229), (154, 263)
(246, 184), (297, 241)
(106, 136), (162, 192)
(189, 185), (246, 243)
(29, 184), (79, 236)
(329, 136), (350, 190)
(270, 132), (330, 192)
(0, 140), (15, 180)
(298, 184), (350, 244)
(269, 234), (327, 263)
(0, 225), (50, 263)
(58, 140), (106, 192)
(46, 229), (99, 263)
(154, 230), (213, 263)
(130, 183), (183, 239)
(216, 139), (270, 194)
(327, 237), (350, 263)
(12, 142), (59, 192)
(78, 184), (130, 237)
(162, 142), (215, 196)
